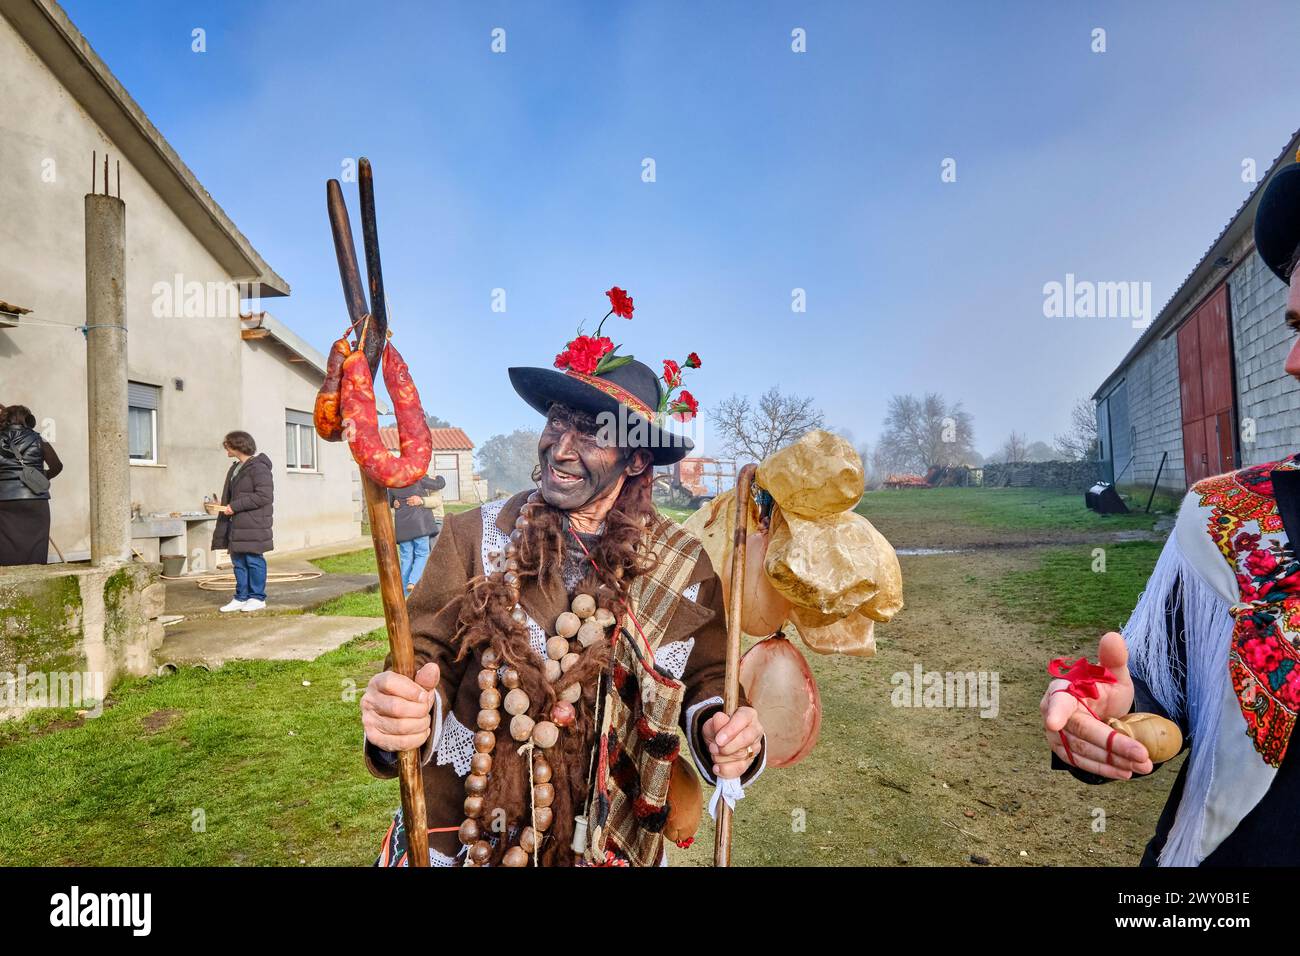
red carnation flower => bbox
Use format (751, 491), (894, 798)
(555, 335), (614, 375)
(606, 287), (634, 319)
(685, 352), (701, 369)
(662, 359), (682, 389)
(670, 389), (699, 422)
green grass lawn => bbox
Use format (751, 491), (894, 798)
(310, 549), (378, 575)
(988, 540), (1164, 634)
(0, 630), (397, 865)
(858, 486), (1163, 534)
(656, 504), (695, 525)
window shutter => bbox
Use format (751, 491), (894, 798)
(128, 381), (160, 410)
(286, 408), (314, 427)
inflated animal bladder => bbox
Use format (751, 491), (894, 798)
(721, 527), (791, 636)
(793, 605), (876, 658)
(739, 633), (821, 768)
(664, 757), (703, 846)
(765, 510), (886, 617)
(755, 429), (865, 518)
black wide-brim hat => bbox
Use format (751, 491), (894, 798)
(1255, 162), (1300, 283)
(509, 359), (694, 466)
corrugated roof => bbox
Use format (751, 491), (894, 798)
(1093, 128), (1300, 400)
(380, 425), (473, 452)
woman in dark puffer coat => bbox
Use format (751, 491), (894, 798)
(211, 430), (274, 612)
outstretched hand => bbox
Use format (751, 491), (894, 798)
(1040, 632), (1153, 779)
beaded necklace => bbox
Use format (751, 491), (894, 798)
(457, 493), (619, 867)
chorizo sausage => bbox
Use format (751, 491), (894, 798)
(313, 332), (352, 441)
(340, 342), (432, 488)
(381, 341), (433, 479)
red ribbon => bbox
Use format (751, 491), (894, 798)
(1047, 657), (1116, 767)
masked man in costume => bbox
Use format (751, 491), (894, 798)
(1041, 162), (1300, 865)
(360, 300), (765, 866)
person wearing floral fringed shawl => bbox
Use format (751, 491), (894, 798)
(1042, 159), (1300, 866)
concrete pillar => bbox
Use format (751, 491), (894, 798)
(84, 193), (131, 567)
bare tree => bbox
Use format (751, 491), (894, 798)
(1025, 439), (1056, 462)
(875, 393), (976, 473)
(477, 428), (540, 497)
(998, 431), (1029, 464)
(711, 387), (825, 463)
(1054, 398), (1100, 461)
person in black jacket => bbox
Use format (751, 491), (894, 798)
(210, 431), (274, 612)
(387, 474), (442, 596)
(0, 404), (63, 566)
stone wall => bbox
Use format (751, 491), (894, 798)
(0, 562), (164, 719)
(982, 459), (1101, 490)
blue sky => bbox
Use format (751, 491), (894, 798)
(60, 0), (1300, 459)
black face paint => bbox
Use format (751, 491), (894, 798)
(536, 405), (628, 512)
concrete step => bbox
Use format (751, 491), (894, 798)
(162, 569), (377, 619)
(156, 613), (385, 669)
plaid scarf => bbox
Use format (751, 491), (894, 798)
(583, 515), (703, 866)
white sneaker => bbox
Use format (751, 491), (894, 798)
(240, 598), (267, 612)
(220, 599), (247, 613)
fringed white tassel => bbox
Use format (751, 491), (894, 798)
(1123, 534), (1233, 866)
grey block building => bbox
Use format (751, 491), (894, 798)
(1094, 130), (1300, 495)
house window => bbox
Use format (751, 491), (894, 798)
(285, 409), (316, 472)
(128, 381), (160, 463)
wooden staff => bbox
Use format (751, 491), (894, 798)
(325, 161), (429, 866)
(325, 179), (367, 336)
(714, 462), (756, 866)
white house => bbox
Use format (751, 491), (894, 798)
(0, 0), (359, 568)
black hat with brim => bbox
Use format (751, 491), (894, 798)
(1255, 162), (1300, 284)
(509, 360), (694, 466)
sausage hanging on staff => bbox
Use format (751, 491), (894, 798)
(313, 331), (351, 443)
(340, 325), (432, 488)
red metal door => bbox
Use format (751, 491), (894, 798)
(1177, 285), (1235, 486)
(1215, 410), (1234, 474)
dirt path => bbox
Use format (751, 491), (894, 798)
(675, 498), (1179, 867)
